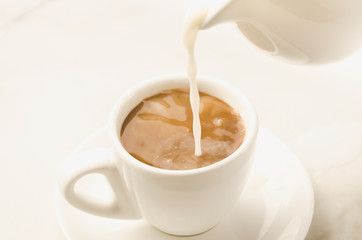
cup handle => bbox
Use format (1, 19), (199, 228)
(58, 148), (140, 219)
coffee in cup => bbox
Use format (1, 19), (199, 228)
(121, 88), (245, 170)
(58, 75), (258, 236)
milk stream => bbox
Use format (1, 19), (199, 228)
(183, 10), (208, 156)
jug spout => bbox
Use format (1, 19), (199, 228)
(199, 0), (245, 29)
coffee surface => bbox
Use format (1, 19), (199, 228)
(121, 88), (245, 170)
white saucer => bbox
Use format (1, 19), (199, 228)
(54, 128), (314, 240)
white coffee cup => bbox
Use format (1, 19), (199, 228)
(58, 74), (258, 236)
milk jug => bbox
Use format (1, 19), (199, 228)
(189, 0), (362, 64)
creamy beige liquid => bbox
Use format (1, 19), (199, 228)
(120, 88), (245, 170)
(183, 9), (209, 156)
(120, 9), (247, 170)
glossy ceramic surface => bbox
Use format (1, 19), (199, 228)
(55, 127), (314, 240)
(196, 0), (362, 64)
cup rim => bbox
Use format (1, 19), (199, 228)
(109, 73), (258, 176)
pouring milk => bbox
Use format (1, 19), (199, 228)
(184, 0), (362, 155)
(183, 9), (208, 156)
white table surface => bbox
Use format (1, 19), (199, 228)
(1, 0), (362, 239)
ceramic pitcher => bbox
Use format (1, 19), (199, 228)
(190, 0), (362, 64)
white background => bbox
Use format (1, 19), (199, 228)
(1, 0), (362, 239)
